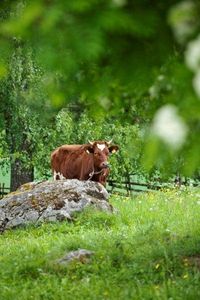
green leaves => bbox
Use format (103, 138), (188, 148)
(0, 1), (44, 38)
(0, 0), (174, 100)
(0, 0), (200, 178)
(168, 0), (200, 44)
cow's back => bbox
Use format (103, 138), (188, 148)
(51, 145), (87, 178)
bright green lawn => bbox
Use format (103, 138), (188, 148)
(0, 188), (200, 300)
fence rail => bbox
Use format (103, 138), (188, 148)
(107, 178), (200, 194)
(107, 179), (165, 194)
(0, 183), (10, 199)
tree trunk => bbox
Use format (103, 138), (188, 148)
(10, 159), (34, 192)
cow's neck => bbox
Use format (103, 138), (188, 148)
(88, 168), (104, 181)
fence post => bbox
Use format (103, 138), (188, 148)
(0, 183), (10, 199)
(0, 183), (2, 199)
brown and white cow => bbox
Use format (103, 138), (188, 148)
(51, 141), (119, 186)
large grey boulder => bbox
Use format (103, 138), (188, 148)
(0, 179), (112, 232)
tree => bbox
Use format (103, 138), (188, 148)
(0, 42), (42, 191)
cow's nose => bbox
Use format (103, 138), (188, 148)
(101, 162), (109, 169)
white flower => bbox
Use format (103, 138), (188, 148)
(149, 85), (159, 99)
(98, 96), (111, 110)
(112, 0), (126, 7)
(169, 1), (197, 44)
(185, 35), (200, 72)
(151, 105), (188, 149)
(158, 75), (165, 81)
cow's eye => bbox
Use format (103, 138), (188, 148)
(94, 152), (101, 157)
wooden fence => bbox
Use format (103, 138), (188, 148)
(0, 183), (10, 199)
(107, 179), (166, 194)
(107, 177), (200, 194)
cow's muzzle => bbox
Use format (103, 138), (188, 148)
(101, 162), (110, 169)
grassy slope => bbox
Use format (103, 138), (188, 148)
(0, 188), (200, 300)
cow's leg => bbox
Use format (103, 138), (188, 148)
(59, 173), (66, 180)
(53, 171), (66, 180)
(53, 171), (59, 180)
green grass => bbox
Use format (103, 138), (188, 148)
(0, 188), (200, 300)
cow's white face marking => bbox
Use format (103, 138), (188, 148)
(97, 144), (106, 151)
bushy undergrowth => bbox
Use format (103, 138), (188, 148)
(34, 109), (146, 182)
(0, 188), (200, 300)
(34, 109), (200, 185)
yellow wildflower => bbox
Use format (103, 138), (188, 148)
(155, 263), (160, 269)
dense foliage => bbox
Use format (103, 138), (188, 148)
(33, 109), (145, 183)
(0, 0), (200, 188)
(18, 107), (196, 186)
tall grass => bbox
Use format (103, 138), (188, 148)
(0, 188), (200, 299)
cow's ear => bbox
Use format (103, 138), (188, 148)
(85, 145), (94, 154)
(109, 145), (119, 154)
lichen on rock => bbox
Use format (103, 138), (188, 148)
(0, 179), (112, 233)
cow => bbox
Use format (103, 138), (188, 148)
(51, 140), (119, 186)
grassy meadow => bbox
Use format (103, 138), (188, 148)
(0, 188), (200, 300)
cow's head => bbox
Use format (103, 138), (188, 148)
(84, 140), (119, 170)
